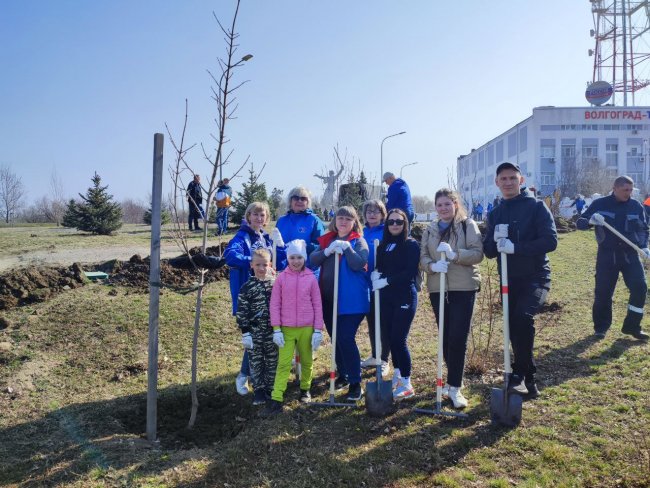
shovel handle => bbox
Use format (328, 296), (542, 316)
(272, 242), (277, 271)
(601, 220), (647, 259)
(436, 252), (446, 406)
(328, 253), (340, 397)
(374, 240), (381, 380)
(500, 252), (512, 376)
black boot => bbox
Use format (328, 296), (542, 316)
(524, 376), (540, 400)
(259, 399), (283, 418)
(507, 374), (528, 396)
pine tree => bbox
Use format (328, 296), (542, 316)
(62, 172), (123, 235)
(143, 206), (171, 225)
(268, 187), (284, 220)
(231, 165), (268, 224)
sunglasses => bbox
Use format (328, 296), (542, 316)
(291, 196), (309, 202)
(386, 219), (405, 226)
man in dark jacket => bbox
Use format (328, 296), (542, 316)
(483, 162), (558, 398)
(576, 176), (649, 341)
(383, 172), (415, 224)
(186, 174), (203, 231)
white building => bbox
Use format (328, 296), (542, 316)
(457, 106), (650, 207)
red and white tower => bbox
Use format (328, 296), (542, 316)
(590, 0), (650, 105)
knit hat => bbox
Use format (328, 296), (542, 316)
(286, 239), (307, 260)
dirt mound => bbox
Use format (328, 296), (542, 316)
(555, 216), (576, 233)
(0, 263), (86, 310)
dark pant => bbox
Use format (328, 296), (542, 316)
(240, 350), (250, 376)
(430, 290), (476, 387)
(381, 287), (417, 378)
(504, 277), (549, 380)
(216, 207), (229, 235)
(323, 298), (363, 384)
(366, 294), (390, 362)
(188, 203), (203, 230)
(249, 328), (278, 392)
(593, 248), (647, 333)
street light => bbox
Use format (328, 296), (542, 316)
(400, 161), (419, 178)
(380, 131), (406, 198)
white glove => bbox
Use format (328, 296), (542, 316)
(372, 277), (389, 291)
(241, 332), (253, 350)
(324, 241), (339, 257)
(311, 330), (322, 351)
(429, 260), (448, 273)
(642, 248), (650, 259)
(436, 242), (457, 261)
(273, 330), (285, 347)
(337, 240), (351, 253)
(494, 224), (509, 241)
(497, 238), (515, 254)
(589, 213), (605, 226)
(271, 228), (285, 247)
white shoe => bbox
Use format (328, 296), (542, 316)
(392, 369), (402, 389)
(235, 373), (250, 396)
(360, 356), (380, 368)
(381, 361), (390, 377)
(393, 383), (415, 400)
(441, 383), (450, 398)
(448, 387), (468, 409)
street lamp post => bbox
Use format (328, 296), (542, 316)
(400, 161), (419, 178)
(380, 131), (406, 199)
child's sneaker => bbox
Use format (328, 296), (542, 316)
(391, 369), (402, 389)
(393, 383), (415, 400)
(360, 356), (380, 368)
(252, 389), (266, 406)
(334, 376), (349, 391)
(346, 383), (363, 401)
(381, 361), (391, 377)
(448, 387), (468, 409)
(299, 389), (312, 403)
(258, 399), (283, 418)
(235, 373), (249, 396)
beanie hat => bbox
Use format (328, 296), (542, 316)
(286, 239), (307, 260)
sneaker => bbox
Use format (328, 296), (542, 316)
(392, 369), (402, 389)
(235, 373), (250, 396)
(621, 328), (650, 341)
(258, 399), (283, 418)
(299, 389), (312, 403)
(507, 374), (528, 396)
(441, 383), (450, 398)
(252, 389), (267, 406)
(381, 361), (391, 377)
(524, 381), (540, 400)
(393, 384), (415, 400)
(448, 387), (468, 409)
(346, 383), (363, 401)
(360, 356), (380, 368)
(593, 331), (606, 339)
(334, 376), (349, 391)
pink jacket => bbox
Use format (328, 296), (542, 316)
(270, 267), (324, 330)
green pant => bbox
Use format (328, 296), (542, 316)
(271, 326), (314, 402)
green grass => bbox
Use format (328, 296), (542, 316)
(0, 230), (649, 487)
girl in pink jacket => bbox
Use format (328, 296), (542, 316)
(259, 239), (324, 417)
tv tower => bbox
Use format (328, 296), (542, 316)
(589, 0), (650, 105)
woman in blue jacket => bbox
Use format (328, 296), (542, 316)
(311, 206), (370, 401)
(224, 201), (284, 395)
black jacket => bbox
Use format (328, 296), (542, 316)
(483, 188), (557, 281)
(377, 237), (420, 302)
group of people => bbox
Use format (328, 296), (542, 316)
(186, 176), (233, 234)
(194, 163), (649, 418)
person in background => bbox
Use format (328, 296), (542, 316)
(383, 172), (415, 224)
(372, 208), (420, 399)
(311, 206), (370, 401)
(214, 178), (233, 235)
(420, 189), (483, 408)
(486, 201), (494, 215)
(359, 199), (390, 376)
(187, 174), (203, 232)
(475, 202), (484, 221)
(570, 194), (586, 216)
(576, 175), (649, 341)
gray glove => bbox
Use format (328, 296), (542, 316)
(494, 224), (509, 241)
(273, 329), (285, 347)
(241, 332), (253, 350)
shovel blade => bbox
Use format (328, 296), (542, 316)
(490, 387), (523, 427)
(365, 379), (395, 417)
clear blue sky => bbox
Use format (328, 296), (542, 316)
(1, 1), (626, 206)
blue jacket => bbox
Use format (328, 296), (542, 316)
(386, 178), (414, 218)
(483, 188), (557, 281)
(275, 209), (325, 270)
(363, 223), (384, 277)
(224, 222), (274, 315)
(577, 194), (649, 249)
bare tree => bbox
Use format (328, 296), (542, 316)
(48, 167), (67, 226)
(166, 0), (252, 427)
(121, 198), (148, 223)
(0, 165), (25, 224)
(412, 195), (434, 213)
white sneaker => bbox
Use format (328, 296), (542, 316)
(360, 356), (380, 368)
(235, 373), (249, 396)
(393, 383), (415, 400)
(381, 361), (391, 377)
(392, 369), (402, 389)
(448, 386), (468, 409)
(441, 383), (450, 398)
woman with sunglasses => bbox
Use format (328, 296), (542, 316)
(420, 189), (483, 409)
(311, 206), (370, 401)
(371, 208), (420, 399)
(273, 186), (326, 272)
(359, 199), (390, 376)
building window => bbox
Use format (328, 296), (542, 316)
(606, 143), (618, 168)
(496, 140), (504, 161)
(540, 146), (555, 158)
(561, 145), (575, 158)
(508, 132), (517, 157)
(582, 145), (598, 158)
(541, 172), (556, 186)
(628, 172), (643, 184)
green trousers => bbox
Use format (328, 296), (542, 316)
(271, 326), (314, 402)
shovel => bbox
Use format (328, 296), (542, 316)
(312, 251), (358, 408)
(489, 251), (523, 427)
(601, 220), (648, 260)
(366, 239), (395, 417)
(414, 252), (468, 419)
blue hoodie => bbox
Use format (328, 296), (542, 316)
(363, 223), (385, 277)
(386, 178), (414, 220)
(275, 209), (325, 270)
